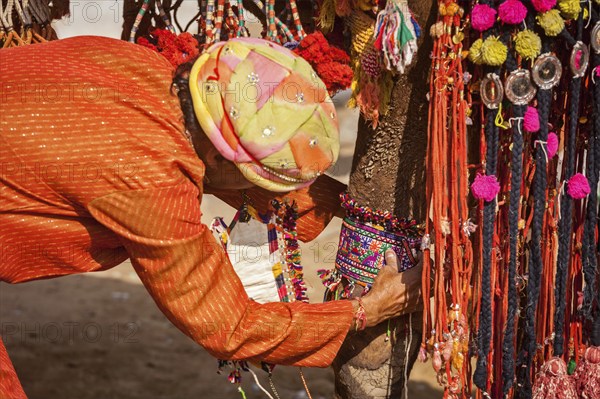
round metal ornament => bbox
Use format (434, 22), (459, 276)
(505, 69), (536, 105)
(570, 41), (589, 78)
(480, 73), (504, 109)
(591, 22), (600, 54)
(532, 53), (562, 90)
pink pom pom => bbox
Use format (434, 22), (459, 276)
(471, 174), (501, 202)
(498, 0), (527, 24)
(531, 0), (556, 12)
(471, 4), (497, 32)
(547, 132), (558, 158)
(567, 173), (591, 199)
(524, 106), (540, 132)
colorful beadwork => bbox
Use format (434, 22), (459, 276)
(334, 217), (420, 287)
(339, 192), (423, 235)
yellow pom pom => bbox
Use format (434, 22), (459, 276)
(514, 29), (542, 60)
(445, 2), (460, 16)
(481, 36), (508, 66)
(537, 9), (565, 36)
(558, 0), (581, 19)
(468, 38), (485, 64)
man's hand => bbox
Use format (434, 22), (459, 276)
(356, 249), (423, 328)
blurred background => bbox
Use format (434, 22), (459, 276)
(0, 5), (442, 398)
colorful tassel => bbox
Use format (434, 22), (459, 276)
(573, 346), (600, 399)
(373, 0), (418, 74)
(532, 357), (578, 399)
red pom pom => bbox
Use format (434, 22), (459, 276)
(293, 32), (353, 95)
(137, 37), (158, 51)
(136, 29), (201, 68)
(567, 173), (591, 199)
(471, 174), (501, 202)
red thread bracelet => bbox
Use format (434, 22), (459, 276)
(354, 298), (367, 331)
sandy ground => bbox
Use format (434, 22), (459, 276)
(0, 88), (443, 398)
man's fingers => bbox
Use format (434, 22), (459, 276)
(384, 249), (398, 271)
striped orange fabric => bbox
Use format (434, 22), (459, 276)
(0, 36), (353, 397)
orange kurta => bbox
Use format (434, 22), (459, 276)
(0, 36), (353, 398)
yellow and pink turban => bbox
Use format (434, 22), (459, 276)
(189, 37), (340, 192)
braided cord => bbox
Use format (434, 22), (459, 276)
(583, 51), (600, 345)
(474, 13), (503, 389)
(473, 106), (500, 391)
(502, 51), (526, 395)
(516, 85), (551, 399)
(553, 14), (584, 358)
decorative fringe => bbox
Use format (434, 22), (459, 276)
(318, 0), (337, 33)
(373, 0), (418, 74)
(531, 357), (578, 399)
(573, 346), (600, 398)
(272, 200), (309, 302)
(346, 9), (399, 127)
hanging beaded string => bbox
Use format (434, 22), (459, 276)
(553, 13), (583, 362)
(298, 368), (313, 399)
(422, 0), (472, 396)
(287, 0), (305, 40)
(155, 0), (176, 33)
(236, 0), (247, 37)
(205, 0), (216, 43)
(265, 0), (280, 43)
(129, 0), (151, 42)
(275, 18), (295, 41)
(224, 3), (238, 38)
(213, 0), (226, 40)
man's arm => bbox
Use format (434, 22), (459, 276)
(87, 182), (354, 366)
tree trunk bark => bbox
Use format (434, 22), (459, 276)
(332, 0), (436, 397)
